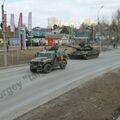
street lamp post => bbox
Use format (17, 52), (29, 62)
(97, 6), (104, 24)
(86, 25), (95, 43)
(1, 0), (7, 66)
(97, 6), (104, 52)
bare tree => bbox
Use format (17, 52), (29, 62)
(111, 10), (120, 42)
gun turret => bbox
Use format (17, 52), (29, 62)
(64, 44), (93, 51)
(64, 45), (82, 51)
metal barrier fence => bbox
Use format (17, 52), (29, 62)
(0, 54), (4, 67)
(0, 44), (113, 68)
(0, 46), (43, 67)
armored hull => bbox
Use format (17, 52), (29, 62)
(64, 44), (100, 60)
(68, 54), (84, 59)
(68, 52), (99, 60)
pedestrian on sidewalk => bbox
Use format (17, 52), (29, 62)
(6, 39), (10, 52)
(112, 37), (117, 49)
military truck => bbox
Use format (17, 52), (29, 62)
(30, 48), (67, 73)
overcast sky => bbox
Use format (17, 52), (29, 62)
(0, 0), (120, 27)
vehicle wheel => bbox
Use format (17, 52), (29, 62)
(60, 61), (67, 69)
(83, 54), (89, 60)
(97, 52), (99, 57)
(44, 64), (52, 73)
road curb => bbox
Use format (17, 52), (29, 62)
(0, 64), (28, 70)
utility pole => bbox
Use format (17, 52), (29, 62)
(1, 4), (7, 66)
(86, 26), (95, 42)
(97, 6), (104, 52)
(91, 25), (94, 42)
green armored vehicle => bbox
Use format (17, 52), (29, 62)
(30, 47), (67, 73)
(64, 43), (99, 60)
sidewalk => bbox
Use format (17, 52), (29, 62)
(14, 68), (120, 120)
(117, 117), (120, 120)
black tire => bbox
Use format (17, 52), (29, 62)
(83, 54), (89, 60)
(43, 64), (52, 73)
(60, 61), (67, 69)
(97, 52), (99, 57)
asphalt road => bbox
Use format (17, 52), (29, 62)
(0, 49), (120, 120)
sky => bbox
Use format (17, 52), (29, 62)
(0, 0), (120, 27)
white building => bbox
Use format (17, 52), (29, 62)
(48, 17), (61, 28)
(48, 17), (97, 28)
(48, 17), (81, 28)
(61, 20), (80, 28)
(82, 18), (97, 25)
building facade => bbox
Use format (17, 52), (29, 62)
(48, 17), (61, 28)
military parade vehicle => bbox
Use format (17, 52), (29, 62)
(30, 46), (67, 73)
(64, 43), (100, 60)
